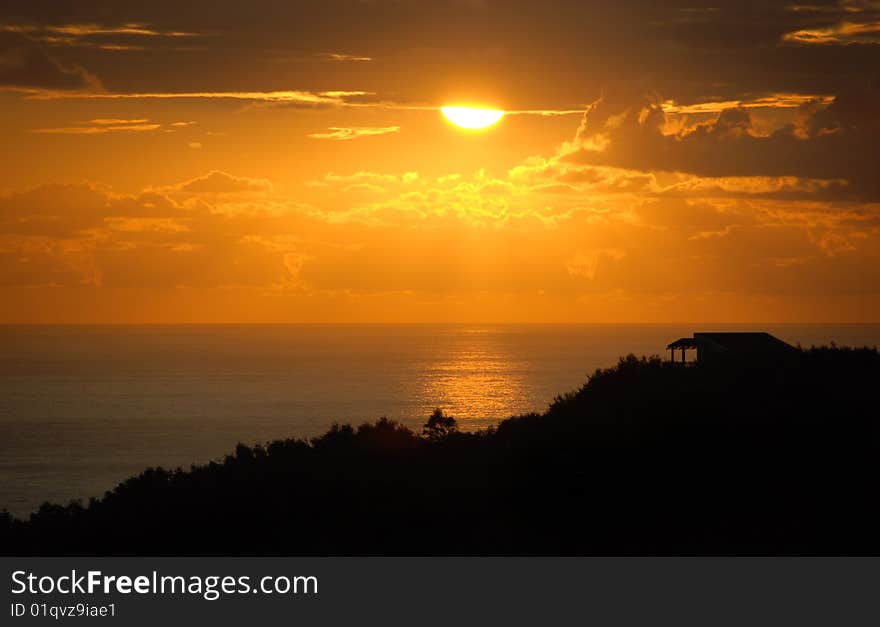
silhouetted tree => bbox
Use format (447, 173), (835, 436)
(422, 408), (458, 441)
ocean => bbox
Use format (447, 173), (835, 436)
(1, 323), (878, 516)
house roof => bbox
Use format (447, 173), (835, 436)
(667, 337), (700, 349)
(667, 332), (795, 354)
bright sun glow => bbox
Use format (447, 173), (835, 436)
(441, 106), (505, 129)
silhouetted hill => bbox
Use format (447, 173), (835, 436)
(2, 345), (878, 555)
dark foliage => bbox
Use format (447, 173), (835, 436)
(422, 408), (458, 441)
(1, 346), (878, 555)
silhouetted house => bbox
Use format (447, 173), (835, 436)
(666, 332), (796, 364)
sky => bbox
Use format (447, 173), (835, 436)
(0, 0), (878, 323)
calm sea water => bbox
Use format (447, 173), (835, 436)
(1, 324), (878, 516)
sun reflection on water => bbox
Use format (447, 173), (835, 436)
(415, 328), (530, 430)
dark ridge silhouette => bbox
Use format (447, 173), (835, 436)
(1, 345), (878, 555)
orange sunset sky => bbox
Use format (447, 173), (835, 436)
(1, 0), (878, 323)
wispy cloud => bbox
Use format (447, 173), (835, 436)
(24, 90), (374, 106)
(88, 118), (150, 125)
(788, 3), (868, 14)
(782, 20), (880, 45)
(42, 23), (199, 37)
(28, 118), (199, 135)
(0, 22), (202, 52)
(18, 86), (589, 118)
(506, 109), (585, 116)
(662, 93), (834, 114)
(308, 126), (400, 141)
(317, 52), (372, 62)
(1, 22), (200, 38)
(31, 122), (161, 134)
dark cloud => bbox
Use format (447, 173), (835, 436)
(565, 82), (880, 200)
(0, 183), (186, 237)
(0, 183), (111, 236)
(0, 31), (98, 90)
(175, 171), (273, 194)
(2, 1), (876, 105)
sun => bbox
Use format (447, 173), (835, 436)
(441, 106), (505, 130)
